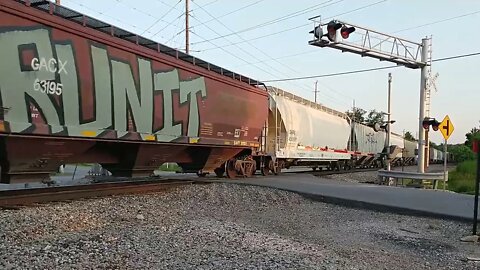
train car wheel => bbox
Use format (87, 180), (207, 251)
(225, 159), (237, 179)
(261, 166), (269, 176)
(214, 167), (225, 178)
(244, 162), (256, 177)
(196, 171), (208, 177)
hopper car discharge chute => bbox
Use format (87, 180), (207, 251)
(0, 0), (268, 183)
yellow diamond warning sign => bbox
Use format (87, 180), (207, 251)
(439, 115), (454, 141)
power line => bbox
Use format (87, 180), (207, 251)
(193, 0), (265, 29)
(165, 11), (185, 47)
(202, 0), (220, 8)
(198, 0), (387, 51)
(140, 0), (182, 35)
(394, 10), (480, 33)
(190, 0), (385, 105)
(263, 66), (399, 82)
(231, 50), (316, 68)
(262, 51), (480, 82)
(192, 0), (343, 45)
(190, 1), (350, 107)
(189, 5), (313, 99)
(225, 7), (480, 68)
(151, 11), (185, 39)
(113, 0), (169, 25)
(432, 51), (480, 62)
(62, 0), (140, 30)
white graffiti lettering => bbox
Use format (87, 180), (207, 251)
(31, 57), (68, 74)
(0, 28), (207, 140)
(33, 79), (62, 96)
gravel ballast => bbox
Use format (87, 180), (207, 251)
(0, 183), (478, 269)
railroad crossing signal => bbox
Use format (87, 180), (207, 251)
(439, 115), (454, 140)
(309, 20), (355, 43)
(422, 118), (439, 131)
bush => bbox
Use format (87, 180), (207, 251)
(448, 160), (477, 194)
(158, 163), (182, 172)
(449, 144), (475, 163)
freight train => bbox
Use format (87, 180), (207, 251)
(253, 86), (450, 178)
(0, 0), (448, 183)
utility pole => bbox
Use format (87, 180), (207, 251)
(185, 0), (190, 54)
(350, 99), (356, 152)
(387, 73), (392, 172)
(417, 37), (431, 173)
(314, 80), (318, 103)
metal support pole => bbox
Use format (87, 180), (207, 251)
(423, 130), (430, 171)
(443, 139), (447, 190)
(185, 0), (189, 54)
(417, 37), (430, 173)
(473, 140), (480, 235)
(387, 73), (392, 172)
(314, 80), (318, 104)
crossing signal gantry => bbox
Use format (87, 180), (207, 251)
(308, 16), (427, 69)
(308, 15), (432, 173)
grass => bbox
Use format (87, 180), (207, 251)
(158, 163), (182, 172)
(447, 160), (477, 194)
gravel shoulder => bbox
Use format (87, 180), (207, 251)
(0, 183), (478, 269)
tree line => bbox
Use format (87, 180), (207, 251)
(345, 108), (386, 126)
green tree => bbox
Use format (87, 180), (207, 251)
(364, 109), (385, 126)
(404, 131), (416, 141)
(346, 108), (366, 123)
(449, 144), (474, 163)
(465, 127), (480, 149)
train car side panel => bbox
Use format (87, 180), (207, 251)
(354, 124), (386, 154)
(0, 1), (268, 182)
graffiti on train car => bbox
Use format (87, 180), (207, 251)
(0, 28), (207, 141)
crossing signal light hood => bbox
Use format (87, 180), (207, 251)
(310, 21), (356, 42)
(326, 20), (343, 41)
(309, 25), (323, 39)
(422, 118), (440, 131)
(340, 25), (355, 39)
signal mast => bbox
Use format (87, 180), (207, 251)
(308, 16), (432, 173)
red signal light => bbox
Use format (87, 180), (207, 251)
(422, 120), (430, 130)
(340, 25), (355, 39)
(326, 20), (342, 42)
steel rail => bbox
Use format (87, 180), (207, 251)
(0, 179), (197, 208)
(283, 167), (380, 176)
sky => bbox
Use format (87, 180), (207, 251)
(51, 0), (480, 145)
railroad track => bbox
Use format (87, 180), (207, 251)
(310, 167), (380, 177)
(0, 166), (416, 208)
(283, 167), (380, 176)
(0, 179), (196, 208)
(282, 165), (427, 177)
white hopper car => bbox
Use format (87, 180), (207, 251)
(258, 86), (422, 173)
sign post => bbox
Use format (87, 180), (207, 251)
(474, 140), (480, 235)
(439, 115), (454, 190)
(443, 139), (447, 190)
